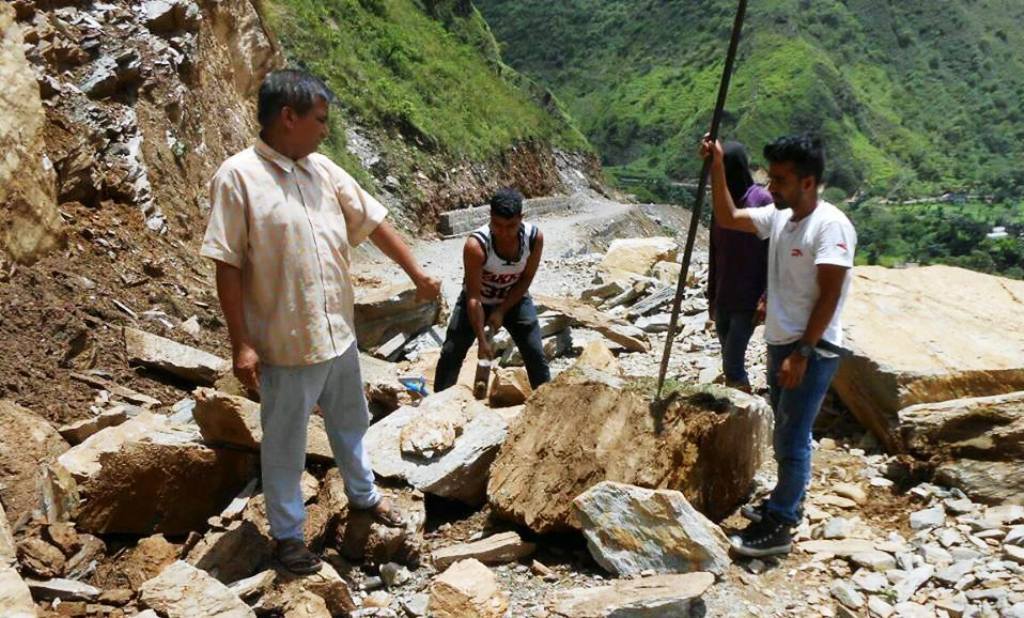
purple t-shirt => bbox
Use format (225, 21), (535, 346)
(708, 184), (772, 313)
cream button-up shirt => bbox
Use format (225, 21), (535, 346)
(200, 139), (387, 367)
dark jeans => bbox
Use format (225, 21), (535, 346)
(764, 342), (841, 524)
(714, 309), (756, 386)
(434, 294), (551, 392)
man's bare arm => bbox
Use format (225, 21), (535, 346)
(214, 261), (260, 391)
(370, 221), (440, 301)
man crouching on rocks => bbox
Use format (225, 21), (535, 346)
(434, 188), (551, 393)
(201, 69), (440, 574)
(701, 133), (857, 558)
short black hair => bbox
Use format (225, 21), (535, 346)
(257, 69), (337, 129)
(763, 133), (825, 183)
(490, 188), (523, 219)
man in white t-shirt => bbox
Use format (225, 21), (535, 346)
(700, 133), (857, 558)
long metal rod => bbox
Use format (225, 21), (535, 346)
(655, 0), (749, 398)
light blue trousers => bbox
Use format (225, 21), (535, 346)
(260, 342), (380, 541)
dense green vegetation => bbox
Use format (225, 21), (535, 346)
(262, 0), (589, 193)
(477, 0), (1024, 199)
(848, 198), (1024, 279)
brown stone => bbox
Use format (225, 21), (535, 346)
(600, 237), (678, 282)
(118, 535), (180, 590)
(186, 494), (273, 584)
(432, 532), (536, 570)
(0, 400), (69, 522)
(354, 282), (443, 351)
(123, 326), (229, 385)
(487, 367), (532, 408)
(44, 523), (80, 557)
(65, 534), (105, 580)
(0, 502), (15, 566)
(58, 408), (128, 445)
(39, 462), (80, 524)
(0, 2), (62, 265)
(255, 562), (355, 617)
(832, 266), (1024, 451)
(548, 572), (714, 617)
(59, 413), (256, 535)
(17, 538), (65, 578)
(487, 362), (772, 532)
(192, 388), (334, 462)
(338, 488), (426, 567)
(428, 559), (508, 618)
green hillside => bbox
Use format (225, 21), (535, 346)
(262, 0), (590, 197)
(476, 0), (1024, 199)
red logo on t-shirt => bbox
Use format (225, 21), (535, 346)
(791, 248), (803, 257)
(837, 242), (848, 252)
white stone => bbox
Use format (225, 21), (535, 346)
(824, 517), (852, 540)
(0, 564), (36, 618)
(935, 560), (976, 585)
(910, 506), (945, 530)
(852, 551), (898, 572)
(831, 580), (865, 608)
(867, 595), (894, 618)
(547, 572), (714, 617)
(572, 481), (731, 576)
(853, 570), (889, 593)
(139, 560), (254, 617)
(892, 565), (934, 603)
(365, 387), (520, 505)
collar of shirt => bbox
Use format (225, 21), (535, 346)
(254, 137), (313, 175)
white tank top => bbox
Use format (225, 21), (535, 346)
(467, 222), (538, 305)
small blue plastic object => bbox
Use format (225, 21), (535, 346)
(399, 376), (429, 398)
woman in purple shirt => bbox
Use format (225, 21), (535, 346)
(707, 142), (772, 390)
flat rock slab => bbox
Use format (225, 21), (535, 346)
(354, 282), (442, 351)
(192, 388), (334, 462)
(487, 361), (772, 533)
(58, 407), (128, 445)
(573, 481), (731, 576)
(366, 386), (522, 505)
(831, 266), (1024, 451)
(0, 400), (69, 522)
(124, 326), (228, 385)
(534, 294), (650, 353)
(58, 412), (256, 534)
(432, 531), (536, 570)
(140, 560), (254, 617)
(25, 577), (100, 602)
(548, 572), (714, 617)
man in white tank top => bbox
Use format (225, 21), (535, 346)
(434, 188), (550, 392)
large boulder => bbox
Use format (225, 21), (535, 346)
(57, 412), (256, 534)
(832, 266), (1024, 452)
(124, 327), (229, 385)
(572, 481), (731, 576)
(0, 400), (69, 522)
(0, 2), (61, 264)
(487, 360), (772, 532)
(548, 572), (714, 617)
(192, 388), (334, 462)
(600, 237), (678, 282)
(139, 560), (254, 617)
(365, 386), (522, 505)
(354, 282), (443, 351)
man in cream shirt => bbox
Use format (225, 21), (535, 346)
(202, 69), (440, 574)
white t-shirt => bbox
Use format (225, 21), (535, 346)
(747, 201), (857, 346)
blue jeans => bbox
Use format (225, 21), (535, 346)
(434, 294), (551, 392)
(765, 342), (840, 525)
(260, 343), (379, 541)
(714, 309), (756, 386)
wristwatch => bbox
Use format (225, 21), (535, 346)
(797, 342), (815, 359)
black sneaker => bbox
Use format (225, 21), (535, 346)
(740, 501), (803, 524)
(730, 513), (794, 558)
